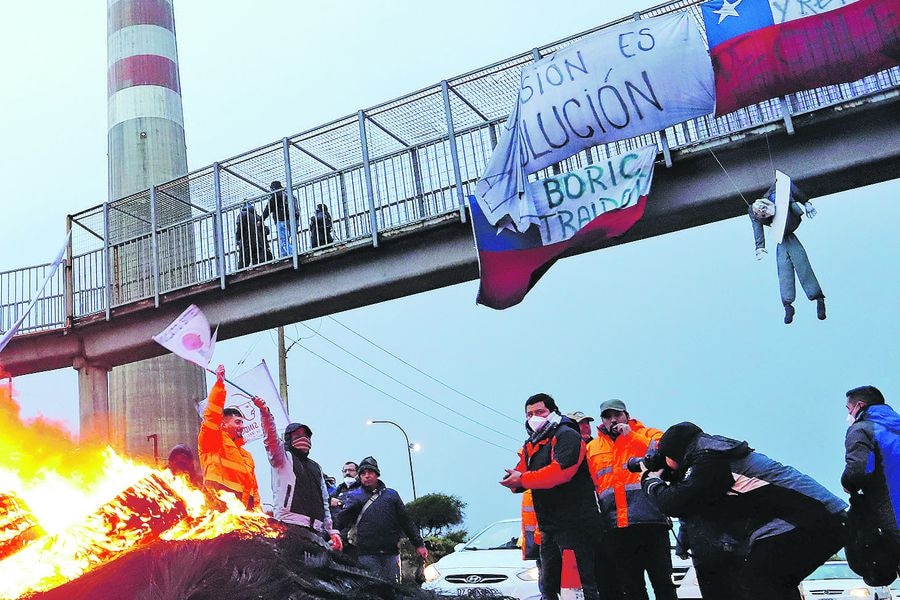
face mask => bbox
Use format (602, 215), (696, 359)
(846, 413), (856, 425)
(343, 476), (356, 486)
(527, 415), (548, 432)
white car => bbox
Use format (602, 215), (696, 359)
(423, 518), (700, 599)
(800, 561), (895, 599)
(423, 518), (541, 599)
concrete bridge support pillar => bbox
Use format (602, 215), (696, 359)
(74, 358), (115, 447)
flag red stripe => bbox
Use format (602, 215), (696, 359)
(477, 197), (647, 309)
(711, 0), (900, 116)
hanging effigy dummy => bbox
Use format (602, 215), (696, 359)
(749, 171), (825, 325)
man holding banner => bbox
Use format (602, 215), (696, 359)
(197, 364), (261, 510)
(256, 397), (343, 552)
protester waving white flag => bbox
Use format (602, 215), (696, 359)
(475, 10), (714, 232)
(194, 360), (291, 509)
(153, 304), (218, 368)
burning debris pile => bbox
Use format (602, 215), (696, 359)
(29, 531), (446, 600)
(0, 377), (280, 599)
(0, 493), (43, 562)
(0, 378), (451, 600)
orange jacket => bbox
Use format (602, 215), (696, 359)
(198, 380), (260, 509)
(520, 489), (541, 560)
(585, 419), (667, 528)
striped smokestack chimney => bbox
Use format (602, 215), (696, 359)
(102, 0), (206, 458)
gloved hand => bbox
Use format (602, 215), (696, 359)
(805, 203), (817, 219)
(756, 248), (767, 261)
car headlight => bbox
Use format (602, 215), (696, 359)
(423, 564), (441, 583)
(517, 566), (540, 581)
(849, 588), (871, 598)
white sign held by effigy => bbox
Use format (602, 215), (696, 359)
(153, 304), (218, 368)
(475, 10), (714, 232)
(771, 170), (791, 245)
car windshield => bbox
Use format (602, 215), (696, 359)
(806, 563), (859, 580)
(464, 520), (521, 551)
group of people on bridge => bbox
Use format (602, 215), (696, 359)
(235, 180), (334, 269)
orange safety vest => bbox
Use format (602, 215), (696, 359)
(521, 489), (542, 560)
(198, 380), (260, 510)
(585, 419), (665, 528)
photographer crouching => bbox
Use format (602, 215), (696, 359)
(639, 422), (847, 600)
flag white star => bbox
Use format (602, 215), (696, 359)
(713, 0), (743, 24)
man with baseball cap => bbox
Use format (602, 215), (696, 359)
(567, 411), (595, 443)
(586, 399), (676, 600)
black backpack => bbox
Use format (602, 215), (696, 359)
(846, 493), (898, 586)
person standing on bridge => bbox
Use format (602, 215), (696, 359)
(749, 179), (825, 324)
(262, 180), (298, 258)
(197, 364), (260, 510)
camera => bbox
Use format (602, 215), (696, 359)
(625, 450), (664, 473)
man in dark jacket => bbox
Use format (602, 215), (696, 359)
(256, 398), (342, 552)
(309, 203), (334, 249)
(261, 180), (297, 257)
(336, 456), (427, 582)
(235, 203), (272, 268)
(642, 422), (846, 600)
(501, 393), (603, 600)
(843, 385), (900, 564)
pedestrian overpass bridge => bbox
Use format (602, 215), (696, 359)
(2, 0), (899, 378)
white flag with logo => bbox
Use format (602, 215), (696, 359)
(153, 304), (218, 368)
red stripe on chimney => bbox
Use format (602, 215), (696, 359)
(109, 0), (175, 34)
(108, 54), (180, 97)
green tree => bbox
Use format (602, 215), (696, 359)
(405, 493), (466, 537)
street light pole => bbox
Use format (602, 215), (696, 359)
(368, 419), (418, 500)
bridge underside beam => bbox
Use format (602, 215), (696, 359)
(3, 95), (899, 377)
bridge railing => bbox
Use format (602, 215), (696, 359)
(0, 262), (66, 335)
(5, 0), (900, 337)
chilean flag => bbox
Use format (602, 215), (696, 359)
(470, 196), (647, 310)
(702, 0), (900, 116)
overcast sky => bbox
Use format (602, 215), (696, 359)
(1, 1), (898, 534)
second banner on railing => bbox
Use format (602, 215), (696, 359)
(470, 145), (656, 310)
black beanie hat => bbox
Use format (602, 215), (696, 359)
(359, 456), (380, 476)
(657, 422), (703, 463)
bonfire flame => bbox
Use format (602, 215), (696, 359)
(0, 376), (282, 599)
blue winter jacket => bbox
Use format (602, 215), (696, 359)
(334, 480), (424, 555)
(842, 404), (900, 539)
